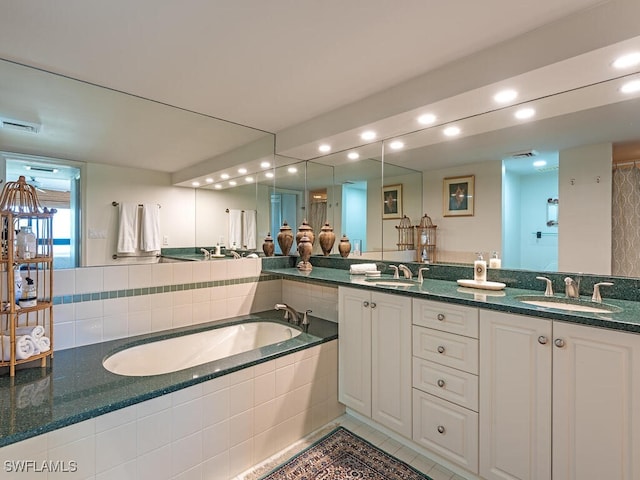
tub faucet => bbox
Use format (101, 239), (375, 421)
(398, 264), (413, 279)
(418, 267), (429, 283)
(388, 265), (399, 279)
(274, 304), (312, 332)
(564, 276), (581, 299)
(200, 248), (210, 259)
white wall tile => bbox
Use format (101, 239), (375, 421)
(151, 263), (173, 287)
(172, 397), (203, 441)
(228, 438), (253, 478)
(102, 314), (129, 341)
(192, 261), (211, 283)
(229, 379), (254, 416)
(254, 371), (275, 406)
(203, 452), (229, 480)
(210, 260), (228, 281)
(136, 444), (172, 480)
(202, 389), (229, 427)
(75, 299), (103, 320)
(53, 320), (75, 350)
(96, 459), (137, 480)
(47, 419), (95, 449)
(49, 436), (96, 479)
(173, 262), (193, 284)
(95, 406), (137, 433)
(172, 304), (193, 327)
(74, 267), (104, 294)
(128, 310), (151, 336)
(171, 431), (203, 477)
(151, 307), (173, 332)
(103, 265), (129, 291)
(95, 421), (137, 473)
(172, 289), (193, 307)
(127, 294), (150, 313)
(103, 297), (128, 316)
(128, 264), (153, 289)
(53, 268), (75, 296)
(203, 420), (229, 457)
(74, 317), (103, 346)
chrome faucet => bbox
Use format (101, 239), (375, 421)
(418, 267), (429, 283)
(274, 304), (312, 331)
(536, 276), (554, 296)
(591, 282), (614, 303)
(388, 265), (399, 279)
(200, 248), (210, 259)
(564, 276), (581, 299)
(398, 264), (413, 279)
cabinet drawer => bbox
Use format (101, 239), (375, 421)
(413, 299), (478, 338)
(413, 326), (478, 374)
(413, 389), (478, 473)
(413, 357), (478, 411)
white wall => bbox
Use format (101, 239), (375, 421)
(558, 143), (612, 274)
(84, 163), (195, 266)
(423, 160), (502, 264)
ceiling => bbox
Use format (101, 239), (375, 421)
(1, 0), (639, 180)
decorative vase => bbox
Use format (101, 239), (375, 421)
(338, 234), (351, 258)
(262, 233), (275, 257)
(318, 221), (336, 256)
(296, 219), (315, 247)
(297, 233), (313, 271)
(277, 221), (294, 256)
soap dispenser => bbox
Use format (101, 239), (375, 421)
(489, 251), (502, 269)
(474, 252), (487, 282)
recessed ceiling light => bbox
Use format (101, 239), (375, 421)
(288, 166), (298, 173)
(191, 181), (200, 187)
(221, 173), (230, 180)
(613, 52), (640, 69)
(238, 167), (247, 174)
(361, 130), (376, 141)
(533, 160), (547, 167)
(245, 177), (254, 183)
(229, 180), (237, 186)
(515, 107), (536, 119)
(265, 172), (274, 178)
(260, 161), (271, 168)
(347, 152), (360, 160)
(214, 184), (222, 189)
(620, 79), (640, 94)
(318, 144), (331, 153)
(205, 177), (214, 183)
(494, 89), (518, 103)
(389, 141), (404, 150)
(417, 113), (436, 125)
(443, 126), (461, 137)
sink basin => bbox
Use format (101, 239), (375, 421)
(515, 295), (622, 314)
(365, 278), (417, 287)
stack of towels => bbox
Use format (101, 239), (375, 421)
(1, 325), (50, 361)
(349, 263), (379, 274)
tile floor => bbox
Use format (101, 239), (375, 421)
(237, 413), (470, 480)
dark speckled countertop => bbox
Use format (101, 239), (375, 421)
(0, 311), (337, 447)
(265, 265), (640, 334)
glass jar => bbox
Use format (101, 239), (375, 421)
(16, 226), (37, 259)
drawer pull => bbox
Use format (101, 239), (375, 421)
(538, 336), (548, 345)
(363, 301), (369, 307)
(371, 302), (377, 309)
(437, 345), (446, 354)
(437, 379), (446, 388)
(437, 313), (445, 321)
(437, 425), (446, 434)
(554, 338), (566, 348)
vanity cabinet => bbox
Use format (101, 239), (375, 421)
(338, 287), (412, 437)
(412, 299), (479, 473)
(480, 310), (640, 480)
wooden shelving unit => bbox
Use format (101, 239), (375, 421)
(0, 177), (55, 377)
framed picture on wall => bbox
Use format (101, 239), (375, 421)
(443, 175), (474, 217)
(382, 184), (403, 219)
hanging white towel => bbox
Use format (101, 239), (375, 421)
(243, 210), (257, 249)
(117, 203), (139, 254)
(140, 203), (161, 252)
(228, 209), (243, 248)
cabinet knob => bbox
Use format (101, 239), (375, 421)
(437, 379), (446, 388)
(437, 345), (446, 354)
(554, 338), (566, 348)
(437, 425), (446, 434)
(538, 336), (548, 345)
(370, 302), (377, 309)
(437, 313), (445, 321)
(363, 301), (369, 307)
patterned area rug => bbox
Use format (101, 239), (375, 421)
(259, 426), (433, 479)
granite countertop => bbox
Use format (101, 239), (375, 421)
(0, 311), (337, 447)
(265, 266), (640, 334)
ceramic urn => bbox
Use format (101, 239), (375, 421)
(277, 221), (294, 256)
(262, 233), (275, 257)
(338, 234), (351, 258)
(297, 233), (313, 271)
(318, 221), (336, 256)
(296, 219), (315, 247)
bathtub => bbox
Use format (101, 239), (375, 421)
(103, 321), (302, 376)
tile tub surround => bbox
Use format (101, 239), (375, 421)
(0, 339), (343, 479)
(0, 312), (337, 448)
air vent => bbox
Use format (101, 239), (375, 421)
(0, 117), (41, 134)
(26, 166), (56, 173)
(509, 149), (538, 159)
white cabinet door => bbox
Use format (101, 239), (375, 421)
(338, 287), (372, 416)
(371, 292), (412, 437)
(553, 322), (640, 480)
(479, 310), (552, 480)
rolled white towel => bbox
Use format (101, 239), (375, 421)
(35, 336), (50, 354)
(1, 334), (36, 361)
(9, 325), (46, 339)
(349, 263), (378, 274)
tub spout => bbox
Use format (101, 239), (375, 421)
(275, 303), (302, 325)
